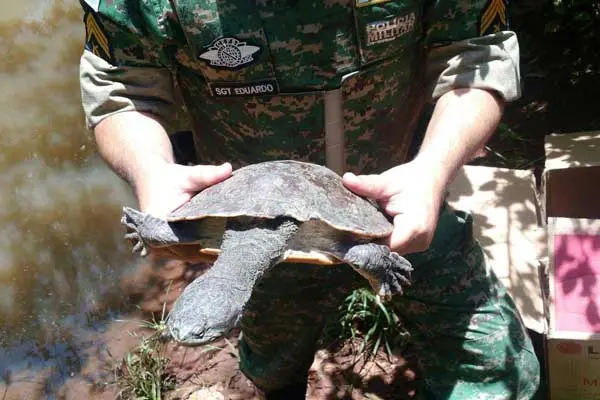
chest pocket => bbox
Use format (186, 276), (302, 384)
(352, 0), (423, 65)
(172, 0), (281, 96)
(173, 0), (364, 93)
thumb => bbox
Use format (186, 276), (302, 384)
(182, 162), (233, 192)
(342, 172), (389, 199)
(386, 213), (418, 254)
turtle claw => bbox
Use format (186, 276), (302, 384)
(376, 250), (413, 300)
(377, 281), (391, 301)
(343, 243), (413, 301)
(131, 236), (148, 256)
(121, 208), (150, 256)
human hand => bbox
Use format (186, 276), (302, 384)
(136, 162), (232, 216)
(342, 160), (446, 255)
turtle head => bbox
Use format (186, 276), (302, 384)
(166, 317), (215, 346)
(166, 280), (243, 346)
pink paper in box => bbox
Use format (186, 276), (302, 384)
(554, 233), (600, 333)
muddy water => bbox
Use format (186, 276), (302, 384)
(0, 0), (143, 396)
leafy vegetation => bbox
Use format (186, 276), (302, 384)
(543, 0), (600, 37)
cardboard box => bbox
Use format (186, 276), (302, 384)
(542, 132), (600, 400)
(546, 338), (600, 400)
(447, 165), (547, 334)
(541, 132), (600, 222)
(547, 218), (600, 400)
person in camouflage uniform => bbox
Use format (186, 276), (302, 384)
(78, 0), (540, 398)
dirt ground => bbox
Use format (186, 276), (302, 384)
(159, 331), (419, 400)
(123, 259), (421, 400)
(25, 258), (418, 400)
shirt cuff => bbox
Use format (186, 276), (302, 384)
(79, 50), (177, 129)
(426, 31), (521, 102)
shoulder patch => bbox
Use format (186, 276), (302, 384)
(479, 0), (508, 36)
(82, 4), (114, 63)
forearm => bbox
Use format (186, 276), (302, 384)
(94, 111), (175, 198)
(80, 46), (179, 191)
(414, 88), (503, 191)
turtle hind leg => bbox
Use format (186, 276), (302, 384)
(342, 243), (413, 300)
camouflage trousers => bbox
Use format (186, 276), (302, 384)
(238, 206), (541, 399)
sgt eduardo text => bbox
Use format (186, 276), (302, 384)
(208, 79), (279, 97)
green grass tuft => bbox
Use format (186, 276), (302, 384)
(114, 284), (176, 400)
(324, 288), (409, 360)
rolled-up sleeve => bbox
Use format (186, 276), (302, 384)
(80, 50), (177, 129)
(425, 31), (521, 102)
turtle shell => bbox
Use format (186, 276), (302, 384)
(168, 160), (392, 238)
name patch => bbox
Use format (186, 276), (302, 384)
(366, 13), (416, 46)
(208, 79), (280, 97)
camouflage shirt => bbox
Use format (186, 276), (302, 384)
(79, 0), (520, 174)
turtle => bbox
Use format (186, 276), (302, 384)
(121, 160), (413, 345)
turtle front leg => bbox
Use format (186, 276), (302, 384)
(121, 206), (193, 256)
(342, 243), (413, 301)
